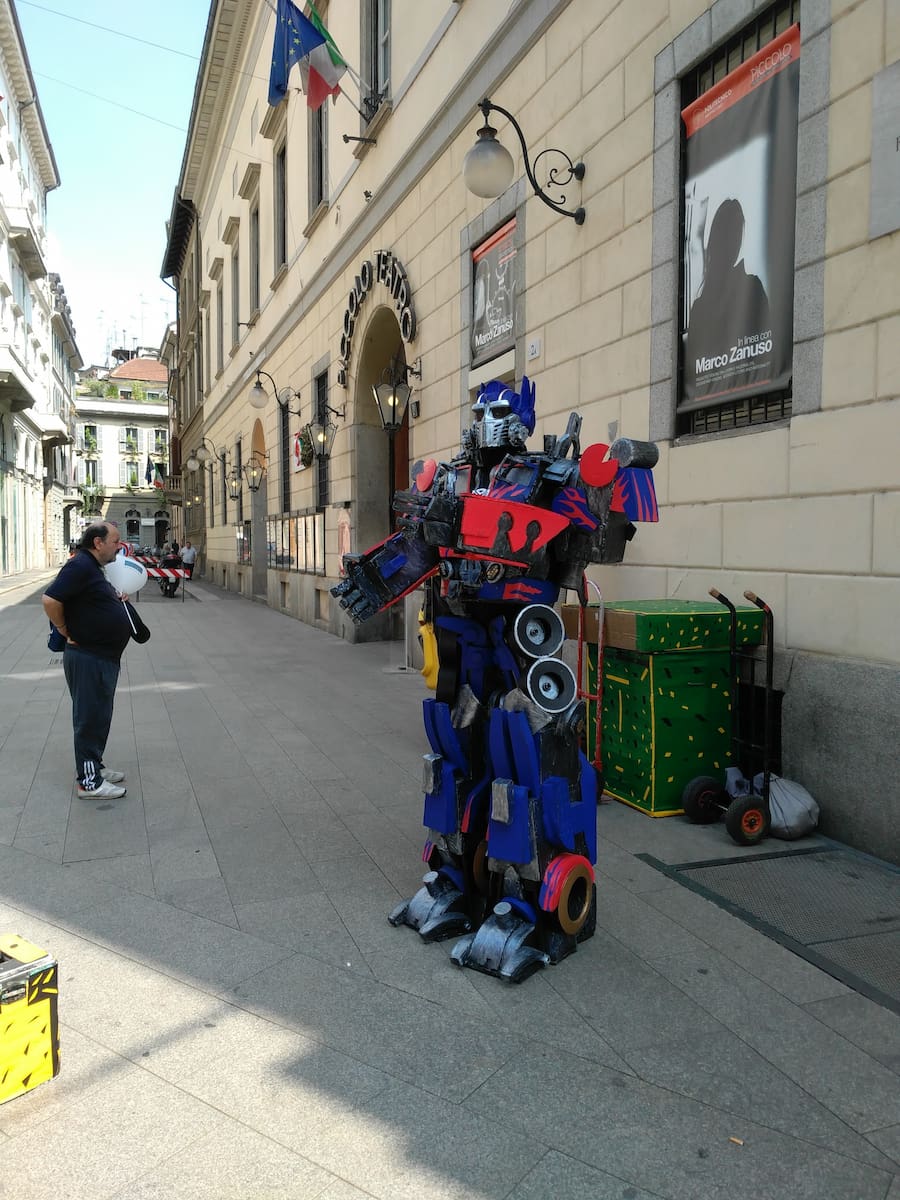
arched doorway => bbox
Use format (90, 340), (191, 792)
(154, 509), (169, 550)
(353, 305), (412, 642)
(124, 508), (141, 545)
(354, 305), (410, 553)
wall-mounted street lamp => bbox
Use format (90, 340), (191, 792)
(185, 437), (222, 473)
(243, 451), (267, 492)
(372, 355), (422, 529)
(248, 369), (303, 415)
(463, 97), (586, 225)
(372, 356), (422, 432)
(306, 395), (347, 460)
(227, 466), (243, 503)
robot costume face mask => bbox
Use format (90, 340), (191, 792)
(470, 389), (517, 449)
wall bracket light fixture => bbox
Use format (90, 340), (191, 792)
(463, 97), (585, 225)
(307, 394), (347, 459)
(372, 356), (421, 432)
(243, 450), (268, 492)
(248, 369), (303, 416)
(185, 438), (224, 473)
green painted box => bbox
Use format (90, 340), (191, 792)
(562, 599), (764, 653)
(585, 646), (734, 816)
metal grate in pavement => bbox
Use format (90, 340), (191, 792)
(639, 847), (900, 1015)
(813, 931), (900, 1002)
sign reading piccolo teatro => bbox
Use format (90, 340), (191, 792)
(337, 250), (417, 387)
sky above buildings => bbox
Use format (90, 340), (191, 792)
(15, 0), (212, 367)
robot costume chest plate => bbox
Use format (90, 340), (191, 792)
(456, 495), (569, 568)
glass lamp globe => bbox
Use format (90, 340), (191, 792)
(249, 378), (269, 409)
(463, 121), (515, 199)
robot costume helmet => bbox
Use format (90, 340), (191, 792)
(470, 376), (536, 450)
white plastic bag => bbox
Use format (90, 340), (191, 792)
(753, 772), (819, 840)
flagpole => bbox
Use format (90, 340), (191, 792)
(337, 89), (370, 122)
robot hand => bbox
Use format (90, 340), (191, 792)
(332, 558), (381, 623)
(331, 533), (441, 625)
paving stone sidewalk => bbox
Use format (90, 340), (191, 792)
(0, 577), (898, 1200)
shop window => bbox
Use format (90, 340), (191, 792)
(668, 0), (803, 438)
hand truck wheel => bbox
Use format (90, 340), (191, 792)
(682, 775), (728, 825)
(724, 794), (771, 846)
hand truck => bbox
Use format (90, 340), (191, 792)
(681, 588), (775, 846)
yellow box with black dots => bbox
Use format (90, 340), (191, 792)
(0, 933), (59, 1105)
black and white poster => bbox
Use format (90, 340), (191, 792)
(471, 218), (516, 367)
(680, 25), (800, 412)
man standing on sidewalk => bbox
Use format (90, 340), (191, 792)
(180, 540), (197, 578)
(42, 522), (133, 800)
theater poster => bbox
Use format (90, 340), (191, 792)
(471, 218), (517, 367)
(680, 25), (800, 411)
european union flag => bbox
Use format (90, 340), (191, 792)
(268, 0), (326, 106)
(144, 455), (153, 486)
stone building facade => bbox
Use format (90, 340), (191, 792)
(162, 0), (899, 860)
(0, 2), (80, 576)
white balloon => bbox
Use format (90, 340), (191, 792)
(105, 555), (149, 595)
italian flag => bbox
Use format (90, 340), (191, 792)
(268, 0), (347, 111)
(302, 3), (347, 110)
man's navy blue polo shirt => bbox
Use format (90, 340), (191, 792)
(45, 550), (132, 661)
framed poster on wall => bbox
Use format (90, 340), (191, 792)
(471, 218), (517, 367)
(680, 24), (800, 415)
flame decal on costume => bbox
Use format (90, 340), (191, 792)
(613, 467), (659, 522)
(552, 487), (599, 530)
(501, 581), (546, 602)
(488, 480), (529, 502)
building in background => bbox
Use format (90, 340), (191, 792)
(0, 0), (77, 575)
(161, 0), (899, 861)
(46, 273), (82, 558)
(72, 355), (171, 549)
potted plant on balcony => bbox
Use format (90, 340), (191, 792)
(80, 482), (105, 515)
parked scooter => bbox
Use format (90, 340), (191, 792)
(158, 548), (183, 598)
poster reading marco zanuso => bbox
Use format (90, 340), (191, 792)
(471, 218), (517, 367)
(680, 25), (800, 411)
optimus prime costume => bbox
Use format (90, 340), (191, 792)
(332, 378), (658, 982)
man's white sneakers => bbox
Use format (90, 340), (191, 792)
(77, 779), (126, 800)
(101, 768), (126, 783)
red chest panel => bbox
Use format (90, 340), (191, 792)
(456, 495), (569, 566)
